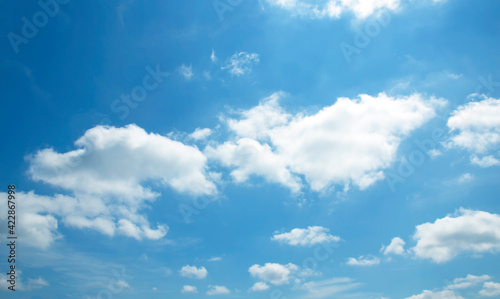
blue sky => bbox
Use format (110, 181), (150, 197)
(1, 0), (500, 298)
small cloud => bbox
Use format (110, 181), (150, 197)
(207, 285), (231, 295)
(179, 64), (193, 80)
(458, 173), (474, 184)
(346, 256), (380, 266)
(189, 128), (213, 141)
(211, 49), (217, 63)
(271, 226), (340, 246)
(208, 256), (222, 262)
(221, 52), (260, 76)
(181, 285), (198, 294)
(179, 265), (208, 279)
(381, 237), (406, 255)
(251, 282), (270, 292)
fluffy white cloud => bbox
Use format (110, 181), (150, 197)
(265, 0), (401, 19)
(28, 124), (216, 197)
(181, 285), (198, 293)
(446, 274), (491, 290)
(206, 285), (231, 295)
(447, 96), (500, 166)
(16, 124), (219, 247)
(225, 92), (291, 140)
(189, 128), (212, 140)
(382, 237), (406, 255)
(251, 282), (270, 291)
(412, 208), (500, 263)
(271, 226), (340, 246)
(480, 281), (500, 297)
(221, 52), (259, 76)
(206, 138), (302, 192)
(179, 265), (208, 279)
(405, 290), (464, 299)
(213, 92), (443, 192)
(346, 255), (380, 266)
(249, 263), (298, 285)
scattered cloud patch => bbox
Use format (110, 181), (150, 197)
(251, 282), (270, 291)
(297, 277), (361, 299)
(221, 52), (260, 76)
(346, 255), (380, 266)
(189, 128), (213, 141)
(271, 226), (340, 246)
(480, 281), (500, 297)
(405, 289), (464, 299)
(179, 64), (193, 80)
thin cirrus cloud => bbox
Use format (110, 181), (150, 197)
(412, 208), (500, 263)
(446, 96), (500, 167)
(271, 226), (340, 246)
(210, 91), (445, 192)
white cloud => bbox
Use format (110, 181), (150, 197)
(221, 52), (260, 76)
(297, 277), (361, 299)
(249, 263), (298, 285)
(271, 226), (340, 246)
(251, 282), (270, 291)
(382, 237), (406, 255)
(211, 49), (217, 63)
(179, 265), (208, 279)
(115, 280), (130, 288)
(265, 0), (401, 19)
(189, 128), (213, 140)
(181, 285), (198, 293)
(412, 208), (500, 263)
(457, 173), (474, 184)
(179, 64), (193, 80)
(28, 124), (216, 197)
(207, 285), (231, 295)
(225, 92), (291, 140)
(405, 290), (464, 299)
(480, 281), (500, 297)
(206, 138), (302, 192)
(447, 96), (500, 166)
(446, 274), (491, 290)
(15, 124), (220, 247)
(471, 155), (500, 167)
(346, 255), (380, 266)
(213, 92), (443, 192)
(208, 257), (222, 262)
